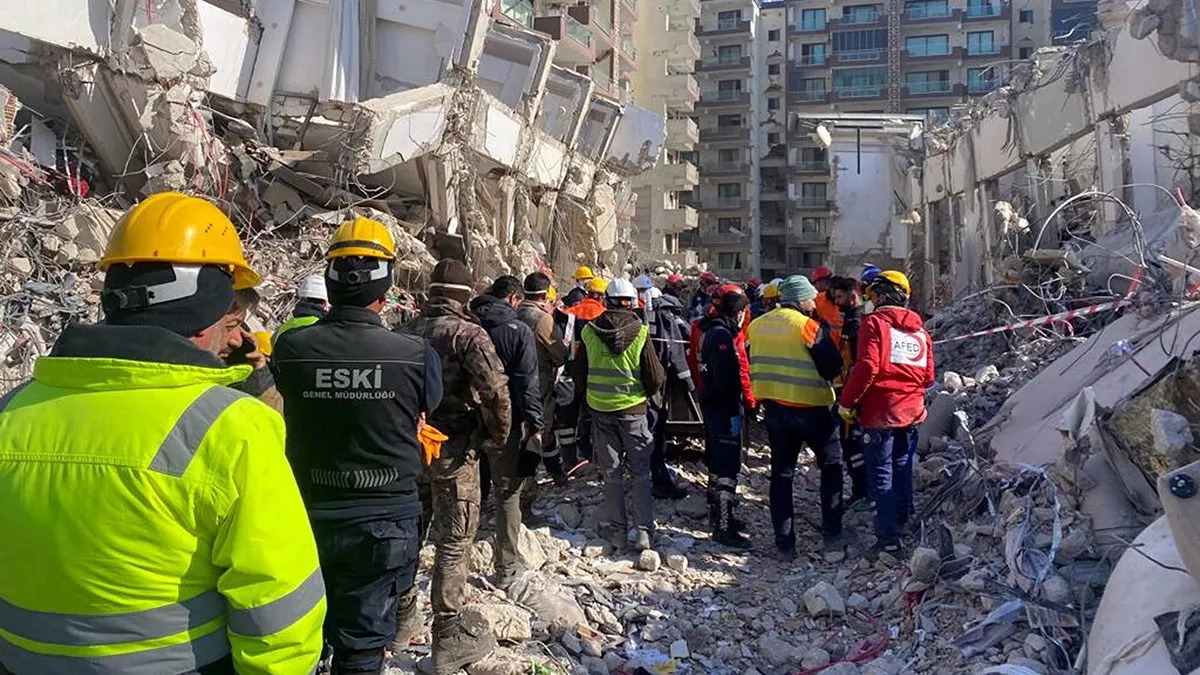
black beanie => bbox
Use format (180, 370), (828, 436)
(103, 262), (235, 337)
(429, 259), (473, 303)
(523, 272), (551, 295)
(326, 257), (393, 308)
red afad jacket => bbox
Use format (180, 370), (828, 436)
(839, 306), (935, 430)
(688, 317), (755, 409)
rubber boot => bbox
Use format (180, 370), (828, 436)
(712, 490), (751, 550)
(432, 617), (496, 675)
(706, 480), (720, 531)
(389, 586), (424, 653)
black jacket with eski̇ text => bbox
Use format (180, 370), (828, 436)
(272, 305), (442, 524)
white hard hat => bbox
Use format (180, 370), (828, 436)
(299, 274), (329, 302)
(648, 287), (663, 299)
(606, 278), (638, 300)
(633, 274), (654, 290)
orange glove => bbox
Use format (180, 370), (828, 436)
(418, 424), (449, 466)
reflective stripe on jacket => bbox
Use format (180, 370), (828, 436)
(580, 323), (649, 412)
(0, 352), (325, 674)
(273, 314), (320, 345)
(747, 307), (835, 407)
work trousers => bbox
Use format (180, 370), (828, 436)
(592, 409), (655, 531)
(312, 515), (421, 673)
(862, 426), (918, 548)
(701, 403), (742, 481)
(840, 418), (869, 501)
(553, 395), (592, 467)
(648, 405), (676, 490)
(763, 401), (844, 550)
(483, 432), (526, 579)
(418, 440), (482, 630)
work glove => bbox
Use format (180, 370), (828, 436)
(837, 405), (857, 424)
(418, 423), (449, 467)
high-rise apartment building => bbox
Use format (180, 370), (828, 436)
(694, 0), (1099, 279)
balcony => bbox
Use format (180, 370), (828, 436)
(699, 227), (747, 244)
(902, 46), (963, 64)
(833, 48), (885, 64)
(698, 126), (749, 142)
(666, 117), (700, 149)
(704, 197), (749, 211)
(905, 80), (953, 95)
(797, 54), (827, 66)
(533, 15), (595, 64)
(500, 0), (534, 27)
(662, 162), (699, 188)
(834, 12), (880, 26)
(789, 227), (830, 243)
(794, 20), (828, 32)
(620, 36), (637, 69)
(832, 84), (886, 100)
(666, 31), (701, 71)
(966, 44), (1011, 60)
(761, 186), (788, 201)
(663, 72), (700, 110)
(790, 89), (829, 103)
(698, 18), (751, 35)
(965, 2), (1008, 20)
(967, 79), (999, 94)
(662, 206), (699, 234)
(697, 89), (750, 107)
(789, 160), (829, 174)
(903, 4), (955, 22)
(696, 55), (751, 72)
(702, 161), (749, 176)
(793, 196), (831, 210)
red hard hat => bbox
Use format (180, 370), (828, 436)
(812, 266), (833, 281)
(699, 271), (718, 284)
(746, 277), (762, 288)
(716, 283), (746, 299)
(666, 273), (683, 285)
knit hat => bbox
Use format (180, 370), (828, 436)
(523, 272), (552, 295)
(429, 259), (474, 303)
(326, 257), (392, 307)
(103, 262), (235, 337)
(779, 275), (818, 303)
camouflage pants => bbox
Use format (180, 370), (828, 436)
(418, 439), (481, 630)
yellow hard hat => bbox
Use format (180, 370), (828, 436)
(100, 192), (260, 289)
(876, 270), (912, 296)
(762, 282), (781, 300)
(253, 330), (274, 357)
(326, 216), (397, 261)
(547, 285), (558, 302)
(586, 277), (609, 294)
(574, 265), (595, 281)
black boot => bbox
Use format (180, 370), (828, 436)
(712, 489), (751, 550)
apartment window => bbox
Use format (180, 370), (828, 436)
(800, 43), (827, 65)
(768, 132), (781, 145)
(801, 217), (826, 233)
(718, 80), (742, 94)
(905, 0), (949, 20)
(792, 77), (827, 100)
(1052, 7), (1098, 44)
(717, 217), (741, 233)
(717, 45), (743, 63)
(717, 148), (740, 166)
(907, 107), (951, 124)
(768, 97), (780, 110)
(967, 30), (997, 55)
(1019, 46), (1033, 59)
(906, 34), (950, 56)
(967, 66), (995, 93)
(1019, 9), (1034, 23)
(717, 10), (741, 21)
(832, 66), (887, 97)
(832, 29), (887, 61)
(717, 183), (742, 199)
(768, 63), (781, 75)
(717, 252), (744, 269)
(800, 148), (827, 164)
(800, 8), (827, 31)
(800, 183), (827, 200)
(717, 114), (742, 130)
(768, 29), (781, 41)
(841, 4), (881, 24)
(906, 70), (950, 94)
(802, 252), (824, 268)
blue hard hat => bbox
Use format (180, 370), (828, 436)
(861, 264), (882, 284)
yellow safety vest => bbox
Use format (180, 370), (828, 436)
(0, 354), (325, 674)
(581, 323), (649, 412)
(273, 314), (320, 345)
(747, 307), (835, 407)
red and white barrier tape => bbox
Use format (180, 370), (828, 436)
(932, 299), (1131, 344)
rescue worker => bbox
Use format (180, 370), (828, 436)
(688, 270), (720, 321)
(697, 284), (754, 548)
(838, 271), (935, 557)
(761, 278), (782, 313)
(747, 275), (849, 559)
(564, 265), (596, 307)
(556, 276), (609, 468)
(812, 266), (844, 344)
(573, 278), (665, 552)
(0, 191), (325, 674)
(275, 274), (330, 341)
(860, 264), (881, 296)
(273, 216), (442, 674)
(828, 276), (870, 508)
(219, 287), (283, 411)
(812, 265), (834, 293)
(469, 275), (542, 586)
(400, 259), (510, 674)
(745, 278), (765, 318)
(517, 272), (570, 485)
(646, 286), (691, 500)
(663, 273), (685, 299)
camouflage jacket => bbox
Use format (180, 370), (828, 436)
(400, 296), (511, 446)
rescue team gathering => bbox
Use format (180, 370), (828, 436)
(0, 192), (934, 675)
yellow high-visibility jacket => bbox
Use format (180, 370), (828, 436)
(0, 331), (325, 675)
